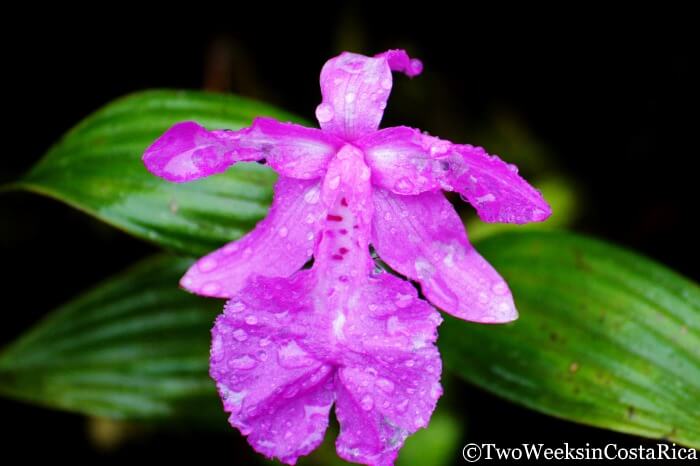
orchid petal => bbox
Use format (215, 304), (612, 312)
(334, 274), (442, 466)
(180, 177), (326, 297)
(371, 188), (518, 323)
(143, 118), (340, 183)
(316, 50), (421, 141)
(359, 126), (551, 224)
(211, 273), (335, 465)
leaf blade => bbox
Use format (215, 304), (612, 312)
(15, 90), (304, 255)
(0, 255), (222, 423)
(440, 231), (700, 447)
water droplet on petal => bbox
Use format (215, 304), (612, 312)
(394, 293), (412, 308)
(327, 175), (340, 190)
(229, 355), (257, 370)
(315, 103), (334, 123)
(360, 395), (374, 411)
(202, 282), (221, 294)
(233, 328), (248, 342)
(360, 166), (371, 180)
(198, 258), (218, 272)
(386, 316), (402, 335)
(259, 337), (271, 347)
(394, 177), (414, 193)
(277, 340), (315, 368)
(225, 301), (246, 313)
(211, 334), (224, 361)
(304, 187), (320, 204)
(492, 281), (508, 295)
(278, 227), (289, 238)
(376, 378), (395, 393)
(430, 382), (442, 400)
(396, 399), (409, 412)
(405, 359), (416, 368)
(245, 315), (258, 325)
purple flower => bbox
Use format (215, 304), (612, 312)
(143, 49), (550, 465)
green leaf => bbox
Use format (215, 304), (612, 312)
(440, 231), (700, 447)
(12, 90), (304, 255)
(398, 406), (462, 466)
(0, 255), (222, 423)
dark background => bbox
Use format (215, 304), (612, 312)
(1, 7), (696, 464)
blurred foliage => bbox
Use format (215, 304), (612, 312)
(442, 231), (700, 448)
(0, 256), (222, 423)
(7, 90), (301, 255)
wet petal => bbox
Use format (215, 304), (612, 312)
(316, 50), (421, 141)
(243, 117), (342, 179)
(359, 126), (551, 224)
(335, 274), (442, 465)
(180, 177), (326, 297)
(143, 121), (258, 182)
(211, 273), (335, 465)
(371, 188), (518, 323)
(143, 118), (340, 182)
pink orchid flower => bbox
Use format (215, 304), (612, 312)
(143, 49), (550, 465)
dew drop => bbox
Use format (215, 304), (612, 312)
(229, 355), (257, 370)
(304, 187), (320, 204)
(315, 103), (334, 123)
(395, 293), (412, 308)
(226, 301), (246, 313)
(360, 166), (371, 180)
(360, 395), (374, 411)
(492, 281), (508, 295)
(386, 316), (402, 335)
(211, 334), (224, 361)
(198, 258), (218, 272)
(277, 340), (315, 368)
(396, 399), (409, 412)
(394, 177), (414, 193)
(259, 337), (271, 347)
(376, 378), (395, 393)
(278, 227), (289, 238)
(405, 359), (416, 368)
(328, 175), (341, 190)
(223, 243), (240, 255)
(202, 282), (221, 294)
(245, 315), (258, 325)
(233, 328), (248, 342)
